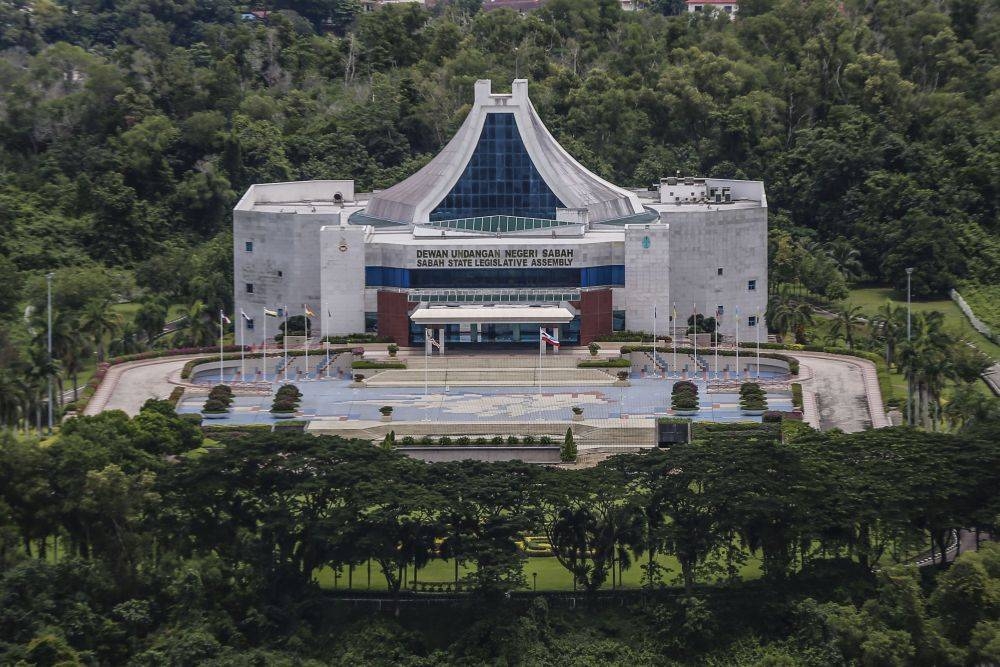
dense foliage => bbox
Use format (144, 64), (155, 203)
(1, 404), (998, 663)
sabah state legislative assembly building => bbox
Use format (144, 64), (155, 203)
(233, 79), (768, 349)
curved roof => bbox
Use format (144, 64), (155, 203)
(363, 79), (647, 226)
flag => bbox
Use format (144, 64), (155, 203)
(241, 310), (252, 322)
(304, 304), (316, 317)
(264, 308), (279, 317)
(220, 312), (231, 325)
(540, 328), (560, 348)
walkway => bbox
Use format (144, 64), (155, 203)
(784, 351), (890, 432)
(82, 355), (201, 416)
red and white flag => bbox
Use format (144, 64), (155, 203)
(540, 328), (560, 348)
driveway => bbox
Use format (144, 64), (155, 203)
(786, 352), (889, 432)
(83, 356), (200, 416)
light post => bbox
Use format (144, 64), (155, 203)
(905, 267), (914, 426)
(46, 272), (54, 434)
(532, 572), (537, 592)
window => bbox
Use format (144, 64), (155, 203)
(430, 113), (565, 221)
(716, 305), (724, 316)
(277, 270), (283, 277)
(748, 279), (757, 291)
(245, 283), (254, 294)
(246, 318), (254, 330)
(749, 316), (758, 327)
(717, 267), (724, 276)
(245, 241), (253, 252)
(613, 310), (626, 332)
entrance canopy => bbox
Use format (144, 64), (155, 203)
(410, 305), (574, 325)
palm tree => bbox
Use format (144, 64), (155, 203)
(824, 238), (865, 284)
(78, 300), (122, 363)
(0, 369), (27, 432)
(828, 304), (866, 350)
(110, 322), (145, 356)
(180, 300), (216, 347)
(134, 297), (167, 344)
(898, 312), (955, 430)
(869, 300), (906, 368)
(766, 286), (814, 344)
(24, 345), (61, 435)
(943, 383), (1000, 431)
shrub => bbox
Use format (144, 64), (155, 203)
(179, 413), (202, 426)
(561, 427), (577, 462)
(491, 435), (504, 444)
(380, 430), (395, 450)
(271, 398), (297, 413)
(276, 384), (302, 400)
(539, 435), (552, 444)
(571, 405), (584, 415)
(791, 383), (804, 409)
(202, 397), (229, 413)
(588, 342), (600, 356)
(506, 435), (519, 445)
(762, 411), (783, 423)
(671, 381), (699, 411)
(456, 436), (471, 446)
(438, 436), (452, 446)
(739, 382), (767, 411)
(474, 436), (487, 445)
(208, 385), (233, 406)
(379, 405), (393, 416)
(401, 436), (415, 446)
(419, 436), (434, 446)
(167, 386), (185, 406)
(352, 360), (406, 369)
(616, 370), (630, 381)
(523, 435), (536, 445)
(387, 343), (399, 357)
(578, 358), (631, 368)
(353, 374), (365, 382)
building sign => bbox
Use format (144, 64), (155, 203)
(415, 247), (575, 268)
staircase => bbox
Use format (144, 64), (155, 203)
(366, 353), (616, 387)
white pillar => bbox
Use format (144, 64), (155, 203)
(425, 331), (432, 356)
(438, 327), (445, 355)
(552, 326), (560, 354)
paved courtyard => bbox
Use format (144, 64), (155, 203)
(177, 377), (793, 425)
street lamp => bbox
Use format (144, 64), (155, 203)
(905, 267), (914, 426)
(46, 272), (54, 434)
(532, 572), (537, 592)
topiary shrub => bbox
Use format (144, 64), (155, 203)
(271, 397), (298, 413)
(588, 342), (600, 356)
(276, 384), (302, 401)
(539, 435), (552, 445)
(491, 435), (505, 445)
(671, 380), (699, 412)
(387, 343), (399, 357)
(401, 436), (415, 446)
(202, 397), (230, 414)
(561, 427), (577, 462)
(507, 435), (519, 445)
(474, 436), (488, 445)
(739, 382), (768, 412)
(456, 436), (471, 446)
(379, 405), (393, 416)
(438, 436), (452, 446)
(419, 436), (434, 446)
(523, 435), (536, 445)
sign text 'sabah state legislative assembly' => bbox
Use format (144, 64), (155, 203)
(415, 248), (575, 268)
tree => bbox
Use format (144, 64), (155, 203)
(560, 427), (577, 462)
(178, 300), (215, 348)
(828, 303), (866, 350)
(869, 300), (906, 367)
(78, 300), (122, 363)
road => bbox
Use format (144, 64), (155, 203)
(83, 356), (200, 416)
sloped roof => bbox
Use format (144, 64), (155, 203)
(363, 79), (647, 226)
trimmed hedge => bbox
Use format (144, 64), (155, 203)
(321, 334), (394, 344)
(577, 358), (632, 368)
(351, 360), (407, 369)
(791, 383), (803, 410)
(399, 436), (557, 448)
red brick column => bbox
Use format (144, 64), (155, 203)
(576, 289), (613, 345)
(377, 291), (411, 345)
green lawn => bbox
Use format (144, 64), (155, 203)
(315, 550), (763, 592)
(957, 283), (1000, 333)
(846, 287), (1000, 361)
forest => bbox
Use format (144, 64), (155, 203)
(0, 404), (998, 664)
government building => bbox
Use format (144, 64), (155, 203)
(233, 79), (768, 348)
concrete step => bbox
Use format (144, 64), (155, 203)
(363, 368), (616, 387)
(407, 354), (590, 370)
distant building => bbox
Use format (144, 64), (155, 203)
(360, 0), (429, 11)
(686, 0), (738, 16)
(233, 80), (767, 347)
(619, 0), (650, 10)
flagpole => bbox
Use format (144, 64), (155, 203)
(672, 303), (677, 379)
(303, 304), (309, 381)
(713, 310), (719, 383)
(240, 312), (245, 380)
(219, 310), (224, 384)
(424, 329), (429, 399)
(262, 309), (267, 382)
(756, 311), (761, 379)
(692, 302), (697, 369)
(652, 305), (657, 377)
(283, 306), (288, 383)
(736, 308), (741, 380)
(537, 327), (542, 398)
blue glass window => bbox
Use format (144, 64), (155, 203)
(580, 265), (626, 287)
(430, 113), (565, 221)
(365, 265), (626, 289)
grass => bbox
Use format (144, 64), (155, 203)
(846, 287), (1000, 360)
(315, 550), (763, 592)
(957, 283), (1000, 333)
